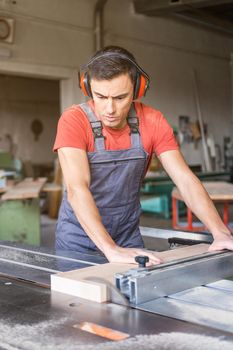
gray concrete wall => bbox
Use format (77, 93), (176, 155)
(0, 0), (232, 166)
(0, 74), (59, 164)
(104, 0), (233, 162)
(0, 0), (94, 67)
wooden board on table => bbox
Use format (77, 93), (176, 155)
(156, 243), (210, 262)
(47, 159), (63, 219)
(202, 181), (233, 200)
(173, 181), (233, 201)
(0, 179), (14, 194)
(51, 243), (210, 303)
(1, 177), (47, 200)
(51, 263), (132, 303)
(0, 187), (6, 194)
(42, 183), (62, 192)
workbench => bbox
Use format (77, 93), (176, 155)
(0, 178), (61, 245)
(0, 227), (233, 349)
(172, 181), (233, 231)
(141, 171), (231, 219)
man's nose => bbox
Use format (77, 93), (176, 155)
(105, 98), (115, 114)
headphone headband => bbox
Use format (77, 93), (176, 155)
(85, 52), (150, 81)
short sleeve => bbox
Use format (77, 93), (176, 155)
(153, 112), (179, 156)
(53, 106), (90, 152)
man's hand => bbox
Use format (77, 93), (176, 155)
(208, 232), (233, 252)
(104, 246), (162, 266)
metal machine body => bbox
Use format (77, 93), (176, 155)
(0, 228), (233, 349)
(115, 249), (233, 334)
(116, 251), (233, 304)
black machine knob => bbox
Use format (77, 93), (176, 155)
(135, 255), (149, 268)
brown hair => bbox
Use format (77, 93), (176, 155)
(85, 46), (138, 84)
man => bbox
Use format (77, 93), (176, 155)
(54, 45), (233, 265)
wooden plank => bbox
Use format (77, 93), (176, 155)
(172, 181), (233, 201)
(0, 179), (14, 194)
(0, 187), (6, 194)
(51, 263), (132, 303)
(156, 243), (209, 262)
(51, 244), (210, 303)
(48, 159), (63, 219)
(42, 183), (62, 192)
(1, 177), (47, 200)
(51, 276), (108, 303)
(203, 181), (233, 200)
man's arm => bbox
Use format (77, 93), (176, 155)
(158, 150), (233, 251)
(58, 147), (162, 264)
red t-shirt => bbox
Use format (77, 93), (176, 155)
(53, 101), (178, 167)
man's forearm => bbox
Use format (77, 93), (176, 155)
(67, 186), (117, 254)
(159, 150), (233, 251)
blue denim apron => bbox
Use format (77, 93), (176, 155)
(56, 102), (149, 253)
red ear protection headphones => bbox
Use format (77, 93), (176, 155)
(79, 52), (150, 100)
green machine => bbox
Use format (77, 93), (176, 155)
(0, 152), (15, 170)
(0, 199), (41, 246)
(140, 171), (231, 219)
(0, 178), (46, 246)
(141, 180), (173, 219)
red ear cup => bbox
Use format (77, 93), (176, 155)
(79, 72), (92, 97)
(137, 75), (147, 99)
(134, 74), (148, 100)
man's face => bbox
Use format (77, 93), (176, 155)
(90, 73), (134, 129)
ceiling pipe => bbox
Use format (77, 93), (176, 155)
(94, 0), (108, 51)
(174, 10), (233, 36)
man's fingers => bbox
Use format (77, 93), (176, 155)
(134, 250), (163, 265)
(146, 254), (163, 264)
(108, 247), (163, 265)
(148, 257), (163, 265)
(208, 239), (233, 252)
(208, 244), (221, 252)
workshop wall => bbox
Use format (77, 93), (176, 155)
(0, 0), (94, 167)
(0, 0), (233, 167)
(0, 74), (59, 165)
(104, 0), (233, 165)
(0, 0), (94, 67)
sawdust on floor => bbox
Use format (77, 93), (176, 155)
(0, 317), (232, 350)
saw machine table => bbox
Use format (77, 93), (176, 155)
(116, 250), (233, 333)
(0, 228), (233, 349)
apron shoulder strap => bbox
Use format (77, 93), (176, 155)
(127, 104), (141, 148)
(79, 103), (105, 151)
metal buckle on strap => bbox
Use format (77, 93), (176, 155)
(92, 126), (104, 138)
(91, 121), (105, 139)
(130, 126), (140, 134)
(128, 117), (140, 134)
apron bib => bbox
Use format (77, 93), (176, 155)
(56, 103), (149, 252)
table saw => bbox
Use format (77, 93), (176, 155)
(0, 227), (233, 349)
